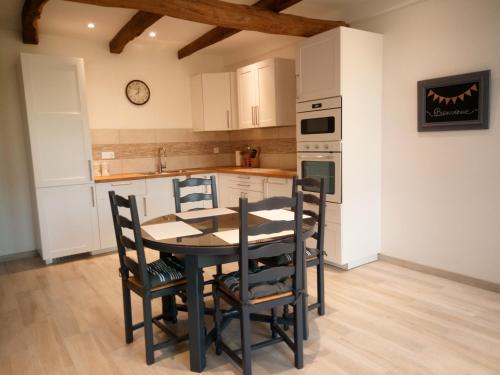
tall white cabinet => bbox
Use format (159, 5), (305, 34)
(21, 53), (99, 263)
(297, 27), (383, 269)
(236, 58), (295, 128)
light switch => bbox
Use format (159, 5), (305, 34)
(101, 151), (115, 160)
(213, 147), (219, 154)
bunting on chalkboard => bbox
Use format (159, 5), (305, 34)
(427, 84), (478, 105)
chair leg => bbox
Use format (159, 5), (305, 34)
(317, 257), (325, 316)
(122, 280), (133, 344)
(283, 304), (290, 331)
(240, 308), (252, 375)
(142, 294), (155, 365)
(216, 264), (223, 275)
(213, 286), (222, 355)
(303, 267), (309, 340)
(271, 308), (277, 339)
(293, 300), (304, 369)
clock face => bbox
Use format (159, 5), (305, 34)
(125, 80), (150, 105)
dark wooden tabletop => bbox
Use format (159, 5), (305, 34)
(141, 207), (316, 256)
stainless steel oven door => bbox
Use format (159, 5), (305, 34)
(297, 152), (341, 203)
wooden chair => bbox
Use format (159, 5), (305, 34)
(173, 175), (223, 276)
(109, 191), (188, 365)
(293, 176), (327, 316)
(259, 176), (327, 340)
(173, 176), (218, 213)
(212, 194), (305, 375)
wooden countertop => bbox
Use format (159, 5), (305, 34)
(94, 166), (297, 183)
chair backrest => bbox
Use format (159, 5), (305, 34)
(173, 176), (218, 213)
(292, 177), (327, 255)
(238, 193), (304, 304)
(109, 191), (150, 289)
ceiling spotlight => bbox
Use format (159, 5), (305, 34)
(148, 31), (157, 38)
(87, 22), (95, 29)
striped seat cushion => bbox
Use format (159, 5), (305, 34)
(216, 267), (292, 300)
(126, 256), (185, 288)
(262, 247), (319, 267)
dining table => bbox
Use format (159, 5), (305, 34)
(141, 207), (316, 373)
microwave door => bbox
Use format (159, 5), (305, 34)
(296, 108), (342, 141)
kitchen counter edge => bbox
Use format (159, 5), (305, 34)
(94, 167), (297, 183)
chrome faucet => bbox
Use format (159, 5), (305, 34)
(158, 147), (167, 173)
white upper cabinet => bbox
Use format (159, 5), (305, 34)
(20, 53), (93, 187)
(296, 28), (341, 102)
(191, 72), (237, 131)
(237, 58), (295, 129)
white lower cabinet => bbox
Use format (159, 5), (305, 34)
(219, 174), (267, 207)
(96, 179), (147, 250)
(37, 183), (99, 261)
(264, 177), (292, 198)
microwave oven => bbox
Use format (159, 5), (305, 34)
(296, 96), (341, 143)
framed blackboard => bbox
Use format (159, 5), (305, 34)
(417, 70), (490, 132)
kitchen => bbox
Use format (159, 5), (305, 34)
(1, 0), (500, 374)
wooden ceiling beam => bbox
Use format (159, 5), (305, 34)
(22, 0), (51, 44)
(67, 0), (347, 38)
(109, 11), (162, 53)
(178, 0), (303, 59)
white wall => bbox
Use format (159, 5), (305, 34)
(354, 0), (500, 283)
(0, 29), (225, 256)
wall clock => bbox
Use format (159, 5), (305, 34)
(125, 80), (150, 105)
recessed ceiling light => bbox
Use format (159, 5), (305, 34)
(87, 22), (95, 29)
(148, 31), (156, 38)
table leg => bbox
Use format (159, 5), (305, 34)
(186, 255), (206, 372)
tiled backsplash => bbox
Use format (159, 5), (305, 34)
(91, 127), (297, 175)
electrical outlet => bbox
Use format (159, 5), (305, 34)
(101, 151), (115, 160)
(213, 147), (219, 154)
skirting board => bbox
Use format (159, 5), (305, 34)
(0, 250), (38, 263)
(379, 254), (500, 294)
(325, 254), (379, 270)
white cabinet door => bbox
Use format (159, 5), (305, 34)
(296, 29), (340, 102)
(255, 60), (276, 127)
(202, 73), (232, 131)
(145, 177), (175, 219)
(324, 222), (342, 265)
(37, 184), (99, 259)
(264, 177), (292, 198)
(21, 53), (93, 187)
(237, 65), (257, 129)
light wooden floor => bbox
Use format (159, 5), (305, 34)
(1, 252), (499, 375)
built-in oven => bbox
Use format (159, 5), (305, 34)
(296, 96), (341, 143)
(297, 141), (341, 203)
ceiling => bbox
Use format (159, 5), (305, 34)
(2, 0), (419, 55)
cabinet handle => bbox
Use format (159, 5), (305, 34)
(251, 106), (255, 126)
(143, 197), (147, 216)
(226, 110), (230, 129)
(88, 160), (93, 180)
(90, 186), (95, 207)
(111, 182), (132, 186)
(296, 74), (300, 99)
(237, 175), (251, 179)
(237, 183), (251, 187)
(256, 105), (260, 126)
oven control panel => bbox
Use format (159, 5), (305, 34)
(297, 141), (341, 152)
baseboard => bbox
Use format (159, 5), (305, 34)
(325, 253), (379, 270)
(90, 248), (116, 256)
(0, 250), (38, 263)
(379, 254), (500, 294)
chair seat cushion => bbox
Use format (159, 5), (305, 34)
(216, 267), (292, 301)
(125, 256), (185, 288)
(261, 247), (319, 267)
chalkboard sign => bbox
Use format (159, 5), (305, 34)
(417, 70), (490, 131)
